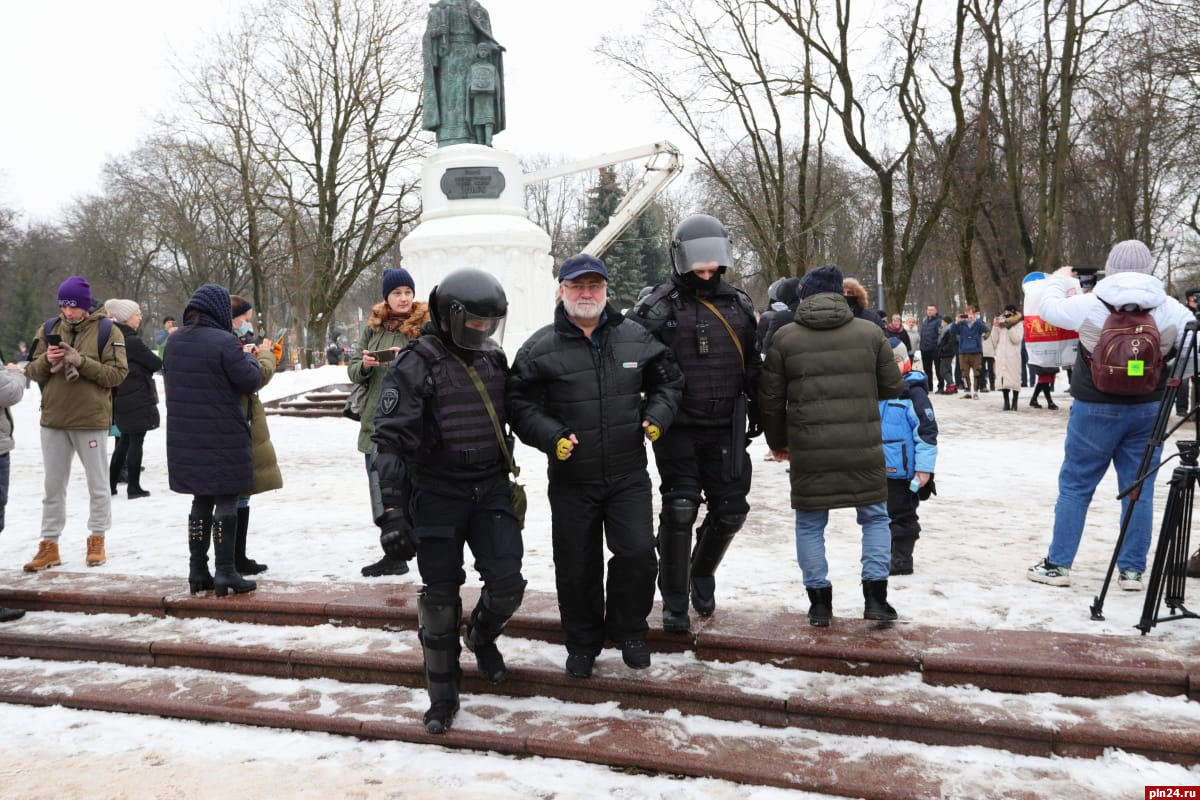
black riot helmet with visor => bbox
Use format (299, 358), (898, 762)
(670, 214), (733, 276)
(428, 268), (508, 351)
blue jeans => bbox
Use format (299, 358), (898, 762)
(1049, 399), (1160, 572)
(794, 502), (892, 587)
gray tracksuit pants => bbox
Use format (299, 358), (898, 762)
(40, 427), (111, 540)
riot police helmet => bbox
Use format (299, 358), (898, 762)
(670, 213), (733, 277)
(428, 268), (508, 351)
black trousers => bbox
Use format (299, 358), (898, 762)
(109, 431), (146, 491)
(885, 479), (922, 542)
(920, 349), (937, 391)
(549, 470), (657, 655)
(409, 477), (524, 591)
(653, 425), (752, 517)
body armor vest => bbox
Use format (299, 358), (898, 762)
(412, 337), (507, 467)
(656, 288), (750, 419)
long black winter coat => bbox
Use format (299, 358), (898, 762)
(509, 303), (683, 483)
(164, 285), (263, 496)
(112, 322), (163, 434)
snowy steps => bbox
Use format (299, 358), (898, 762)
(0, 571), (1198, 795)
(263, 384), (351, 417)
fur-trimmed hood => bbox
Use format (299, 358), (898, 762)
(366, 300), (430, 339)
(842, 277), (869, 308)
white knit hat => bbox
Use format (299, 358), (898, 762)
(1103, 240), (1153, 276)
(104, 298), (141, 323)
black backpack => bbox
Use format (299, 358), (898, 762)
(1084, 302), (1163, 396)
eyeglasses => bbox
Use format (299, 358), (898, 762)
(562, 281), (607, 294)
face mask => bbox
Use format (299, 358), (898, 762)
(236, 321), (252, 336)
(680, 270), (721, 294)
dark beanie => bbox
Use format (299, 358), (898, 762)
(231, 297), (253, 318)
(775, 276), (801, 307)
(185, 284), (234, 332)
(798, 264), (844, 300)
(57, 276), (93, 309)
(382, 268), (416, 299)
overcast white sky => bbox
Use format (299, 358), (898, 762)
(0, 0), (673, 223)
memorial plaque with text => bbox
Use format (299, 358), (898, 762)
(441, 167), (506, 200)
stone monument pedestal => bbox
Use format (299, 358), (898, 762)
(401, 144), (556, 347)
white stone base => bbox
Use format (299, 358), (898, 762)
(401, 145), (558, 349)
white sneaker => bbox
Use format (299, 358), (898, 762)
(1118, 569), (1144, 591)
(1027, 559), (1070, 586)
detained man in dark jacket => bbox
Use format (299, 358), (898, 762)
(759, 264), (906, 628)
(510, 253), (684, 679)
(372, 268), (522, 736)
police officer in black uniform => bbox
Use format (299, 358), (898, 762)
(371, 268), (524, 735)
(634, 214), (763, 632)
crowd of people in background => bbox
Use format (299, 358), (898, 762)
(3, 226), (1200, 735)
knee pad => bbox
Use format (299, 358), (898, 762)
(710, 511), (747, 534)
(418, 583), (462, 634)
(481, 574), (526, 619)
(661, 493), (701, 530)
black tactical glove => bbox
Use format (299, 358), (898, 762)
(378, 508), (416, 560)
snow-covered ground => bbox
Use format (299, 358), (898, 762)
(0, 363), (1197, 798)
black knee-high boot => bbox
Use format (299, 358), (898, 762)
(213, 514), (256, 597)
(1002, 389), (1011, 410)
(690, 512), (746, 616)
(234, 506), (267, 574)
(464, 575), (526, 683)
(187, 512), (213, 595)
(419, 587), (463, 734)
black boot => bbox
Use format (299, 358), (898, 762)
(213, 514), (256, 597)
(863, 579), (898, 621)
(418, 588), (462, 735)
(464, 576), (525, 684)
(690, 512), (745, 617)
(657, 496), (697, 632)
(1011, 392), (1019, 410)
(1002, 390), (1010, 411)
(806, 586), (832, 627)
(125, 435), (150, 498)
(188, 513), (214, 594)
(362, 553), (410, 577)
(0, 608), (25, 623)
(234, 506), (267, 574)
(1188, 548), (1200, 578)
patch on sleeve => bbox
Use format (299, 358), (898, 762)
(621, 361), (639, 369)
(924, 408), (935, 421)
(379, 388), (399, 416)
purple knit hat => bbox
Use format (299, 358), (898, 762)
(57, 276), (93, 309)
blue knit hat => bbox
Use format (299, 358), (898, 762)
(185, 284), (234, 332)
(57, 276), (93, 309)
(382, 268), (416, 299)
(798, 265), (844, 299)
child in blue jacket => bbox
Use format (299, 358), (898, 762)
(879, 341), (938, 575)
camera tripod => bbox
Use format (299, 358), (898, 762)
(1090, 320), (1200, 633)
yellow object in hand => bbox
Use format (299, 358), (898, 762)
(555, 438), (573, 460)
(645, 424), (661, 442)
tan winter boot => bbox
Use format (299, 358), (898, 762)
(86, 535), (107, 567)
(23, 540), (62, 572)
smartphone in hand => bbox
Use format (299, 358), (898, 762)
(368, 349), (398, 363)
(45, 333), (62, 346)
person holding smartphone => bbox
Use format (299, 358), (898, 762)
(348, 268), (430, 577)
(24, 276), (129, 572)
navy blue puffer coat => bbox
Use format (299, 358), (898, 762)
(164, 285), (263, 496)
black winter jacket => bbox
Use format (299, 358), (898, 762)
(113, 323), (163, 434)
(164, 288), (263, 496)
(510, 303), (684, 483)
